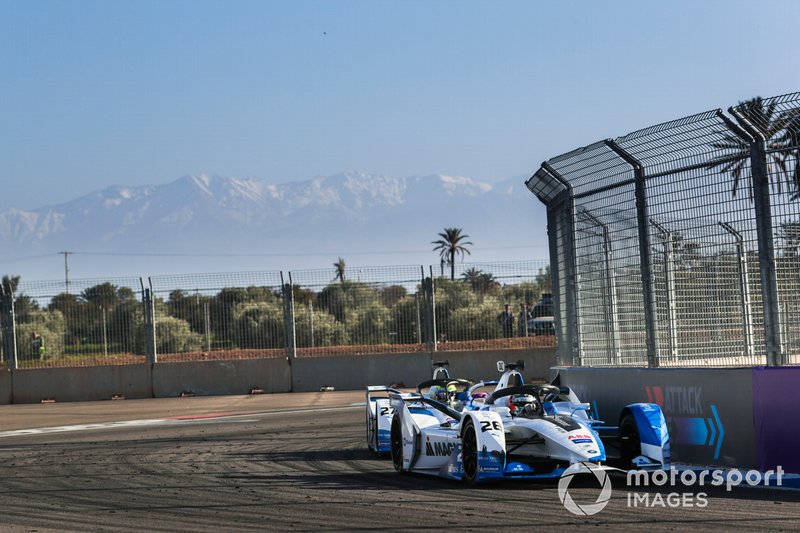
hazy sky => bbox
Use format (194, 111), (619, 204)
(3, 0), (800, 212)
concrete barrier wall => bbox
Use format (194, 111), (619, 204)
(443, 348), (556, 383)
(554, 367), (755, 469)
(291, 353), (432, 392)
(152, 358), (292, 397)
(11, 365), (152, 404)
(1, 348), (555, 404)
(0, 369), (11, 404)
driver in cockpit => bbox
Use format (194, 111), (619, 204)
(508, 393), (542, 418)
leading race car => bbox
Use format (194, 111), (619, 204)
(388, 360), (670, 483)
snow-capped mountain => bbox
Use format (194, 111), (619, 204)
(0, 172), (549, 279)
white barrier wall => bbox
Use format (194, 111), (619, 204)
(11, 365), (153, 404)
(1, 347), (558, 404)
(291, 353), (432, 392)
(152, 358), (292, 397)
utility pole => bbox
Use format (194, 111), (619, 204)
(59, 251), (71, 294)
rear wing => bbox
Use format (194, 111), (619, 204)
(366, 385), (401, 394)
(389, 392), (462, 421)
(366, 386), (401, 404)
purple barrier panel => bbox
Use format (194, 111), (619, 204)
(753, 366), (800, 473)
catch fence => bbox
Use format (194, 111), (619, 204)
(527, 93), (800, 368)
(0, 260), (553, 369)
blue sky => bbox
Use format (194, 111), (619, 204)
(2, 0), (800, 212)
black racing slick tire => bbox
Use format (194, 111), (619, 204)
(390, 416), (406, 474)
(619, 412), (641, 466)
(461, 418), (479, 485)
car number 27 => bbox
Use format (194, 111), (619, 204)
(380, 406), (395, 417)
(480, 420), (501, 432)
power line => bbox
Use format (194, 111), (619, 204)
(62, 244), (549, 259)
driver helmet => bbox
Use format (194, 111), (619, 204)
(446, 383), (458, 397)
(429, 385), (448, 402)
(509, 393), (536, 414)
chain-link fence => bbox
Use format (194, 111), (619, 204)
(0, 277), (145, 368)
(527, 93), (800, 368)
(1, 261), (553, 369)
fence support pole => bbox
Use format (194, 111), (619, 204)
(0, 284), (18, 370)
(421, 267), (437, 352)
(726, 108), (783, 366)
(542, 163), (582, 366)
(282, 272), (297, 361)
(719, 221), (755, 359)
(605, 140), (659, 368)
(650, 218), (678, 363)
(141, 280), (157, 366)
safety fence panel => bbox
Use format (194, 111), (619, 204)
(287, 265), (427, 357)
(149, 271), (286, 361)
(548, 142), (646, 367)
(747, 94), (800, 365)
(8, 277), (144, 368)
(617, 111), (766, 367)
(444, 260), (553, 352)
(528, 92), (800, 368)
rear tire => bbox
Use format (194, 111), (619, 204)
(390, 416), (406, 473)
(365, 410), (373, 451)
(619, 412), (641, 466)
(461, 419), (479, 485)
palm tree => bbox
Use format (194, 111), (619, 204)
(333, 257), (346, 284)
(432, 227), (473, 280)
(462, 267), (484, 290)
(776, 106), (800, 200)
(706, 96), (791, 199)
(1, 275), (20, 296)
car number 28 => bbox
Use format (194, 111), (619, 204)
(480, 420), (501, 432)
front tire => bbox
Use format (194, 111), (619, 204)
(390, 416), (406, 473)
(461, 419), (479, 485)
(619, 412), (641, 466)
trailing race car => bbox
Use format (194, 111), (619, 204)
(366, 384), (401, 454)
(388, 360), (670, 483)
(366, 360), (470, 454)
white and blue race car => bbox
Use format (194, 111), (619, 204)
(366, 360), (471, 454)
(388, 360), (670, 483)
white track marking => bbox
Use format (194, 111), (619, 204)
(0, 404), (360, 438)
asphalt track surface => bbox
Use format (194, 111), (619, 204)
(0, 392), (799, 532)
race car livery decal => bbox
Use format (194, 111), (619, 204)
(480, 420), (502, 433)
(425, 441), (459, 457)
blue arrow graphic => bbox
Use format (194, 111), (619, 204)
(710, 404), (724, 460)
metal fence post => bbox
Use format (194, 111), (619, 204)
(579, 209), (621, 364)
(541, 163), (581, 367)
(605, 139), (659, 368)
(650, 218), (678, 363)
(727, 107), (783, 366)
(141, 278), (157, 365)
(0, 284), (18, 370)
(421, 266), (437, 352)
(719, 221), (755, 358)
(282, 272), (297, 360)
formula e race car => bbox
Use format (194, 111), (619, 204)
(388, 360), (670, 483)
(366, 360), (470, 454)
